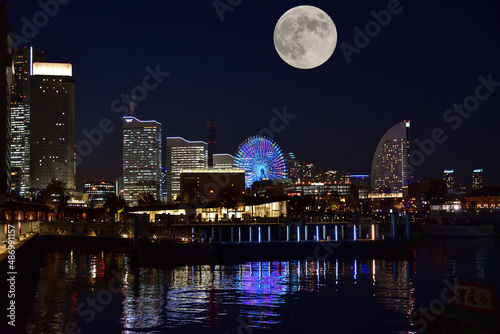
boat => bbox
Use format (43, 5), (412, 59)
(426, 280), (500, 334)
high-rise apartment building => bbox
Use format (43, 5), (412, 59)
(10, 47), (45, 196)
(166, 137), (207, 202)
(122, 116), (162, 205)
(30, 62), (75, 192)
(443, 169), (455, 191)
(370, 121), (411, 194)
(472, 169), (484, 191)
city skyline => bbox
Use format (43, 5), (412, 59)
(5, 0), (500, 191)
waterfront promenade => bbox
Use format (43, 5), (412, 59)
(0, 221), (40, 263)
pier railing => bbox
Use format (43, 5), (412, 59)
(0, 221), (40, 245)
(31, 218), (396, 243)
(39, 221), (134, 239)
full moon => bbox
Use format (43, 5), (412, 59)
(274, 6), (337, 69)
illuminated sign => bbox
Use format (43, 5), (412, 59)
(33, 62), (72, 76)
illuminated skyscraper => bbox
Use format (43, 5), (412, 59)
(0, 2), (13, 198)
(122, 116), (162, 205)
(443, 169), (455, 191)
(10, 47), (45, 196)
(166, 137), (207, 202)
(30, 62), (75, 192)
(472, 169), (484, 191)
(370, 121), (411, 193)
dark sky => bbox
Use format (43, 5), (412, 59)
(7, 0), (500, 190)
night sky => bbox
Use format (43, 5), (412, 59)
(6, 0), (500, 191)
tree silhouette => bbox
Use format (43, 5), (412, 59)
(40, 179), (67, 218)
(103, 194), (127, 222)
(218, 185), (244, 220)
(288, 195), (315, 217)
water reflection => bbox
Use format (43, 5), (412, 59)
(26, 253), (418, 332)
(118, 258), (416, 331)
(23, 237), (498, 333)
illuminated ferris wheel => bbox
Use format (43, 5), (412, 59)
(234, 136), (287, 188)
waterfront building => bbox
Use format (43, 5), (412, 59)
(465, 186), (500, 209)
(166, 137), (207, 202)
(122, 116), (162, 205)
(30, 62), (75, 192)
(370, 121), (411, 195)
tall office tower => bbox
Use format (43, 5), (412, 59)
(284, 152), (299, 181)
(10, 47), (45, 196)
(213, 153), (234, 169)
(166, 137), (207, 202)
(207, 117), (216, 167)
(122, 116), (162, 205)
(30, 62), (75, 192)
(472, 169), (484, 191)
(443, 169), (455, 191)
(0, 2), (13, 199)
(370, 121), (411, 193)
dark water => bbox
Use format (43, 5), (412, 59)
(3, 237), (500, 334)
